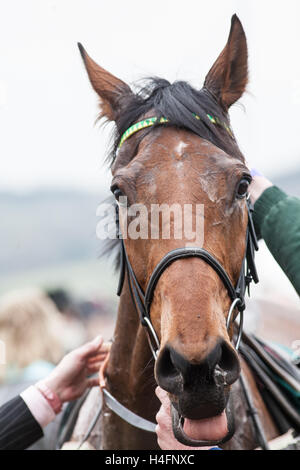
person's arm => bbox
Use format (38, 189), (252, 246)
(249, 175), (300, 296)
(0, 396), (44, 450)
(0, 336), (109, 450)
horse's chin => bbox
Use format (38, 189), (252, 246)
(171, 398), (235, 447)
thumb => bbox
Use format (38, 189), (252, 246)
(78, 336), (104, 359)
(155, 386), (171, 411)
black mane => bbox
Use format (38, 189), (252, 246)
(107, 77), (244, 164)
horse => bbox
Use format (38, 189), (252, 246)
(70, 15), (283, 450)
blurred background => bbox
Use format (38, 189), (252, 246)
(0, 0), (299, 406)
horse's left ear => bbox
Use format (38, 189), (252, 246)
(78, 43), (132, 121)
(204, 15), (248, 110)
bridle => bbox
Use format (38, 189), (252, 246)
(75, 115), (262, 449)
(117, 185), (259, 361)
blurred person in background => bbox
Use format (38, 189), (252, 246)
(0, 288), (65, 385)
(46, 287), (114, 345)
(0, 288), (69, 449)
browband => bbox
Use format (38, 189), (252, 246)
(118, 113), (234, 150)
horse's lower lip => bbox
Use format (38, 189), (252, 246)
(171, 403), (234, 447)
(183, 411), (228, 442)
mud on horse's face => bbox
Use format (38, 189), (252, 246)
(80, 15), (253, 446)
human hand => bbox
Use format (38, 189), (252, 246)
(155, 387), (218, 450)
(246, 167), (273, 205)
(38, 336), (110, 403)
(249, 176), (273, 205)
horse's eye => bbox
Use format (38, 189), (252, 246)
(110, 184), (123, 200)
(111, 186), (128, 207)
(112, 188), (124, 201)
(236, 178), (250, 199)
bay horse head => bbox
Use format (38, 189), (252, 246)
(79, 15), (258, 446)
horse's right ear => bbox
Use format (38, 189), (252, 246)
(204, 15), (248, 111)
(78, 43), (132, 121)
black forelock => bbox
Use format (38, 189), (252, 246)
(105, 77), (244, 164)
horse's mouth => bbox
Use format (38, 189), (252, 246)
(171, 398), (235, 447)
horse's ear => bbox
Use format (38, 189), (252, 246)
(204, 15), (248, 110)
(78, 43), (132, 121)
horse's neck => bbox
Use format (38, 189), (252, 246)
(102, 278), (159, 449)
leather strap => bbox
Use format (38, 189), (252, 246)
(144, 247), (237, 316)
(242, 333), (300, 393)
(239, 371), (270, 450)
(103, 389), (156, 433)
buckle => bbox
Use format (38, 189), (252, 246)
(226, 298), (244, 351)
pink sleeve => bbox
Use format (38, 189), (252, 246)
(20, 385), (56, 428)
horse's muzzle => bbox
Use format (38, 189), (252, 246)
(155, 340), (240, 419)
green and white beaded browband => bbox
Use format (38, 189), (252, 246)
(117, 113), (233, 150)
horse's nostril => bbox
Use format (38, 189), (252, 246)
(218, 341), (240, 385)
(155, 346), (183, 394)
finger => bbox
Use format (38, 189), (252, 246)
(88, 351), (107, 356)
(77, 336), (104, 359)
(155, 424), (163, 448)
(155, 423), (167, 450)
(87, 353), (108, 364)
(156, 406), (173, 433)
(87, 358), (107, 368)
(155, 386), (171, 410)
(87, 346), (110, 359)
(155, 423), (176, 451)
(87, 358), (103, 366)
(87, 359), (106, 370)
(101, 342), (112, 352)
(87, 364), (102, 374)
(155, 409), (166, 428)
(87, 377), (100, 388)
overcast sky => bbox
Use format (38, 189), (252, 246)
(1, 0), (300, 192)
